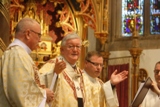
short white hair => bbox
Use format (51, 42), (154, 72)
(61, 32), (82, 46)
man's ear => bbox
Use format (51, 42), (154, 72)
(25, 30), (30, 40)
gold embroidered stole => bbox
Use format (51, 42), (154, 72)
(33, 65), (46, 88)
(62, 68), (85, 102)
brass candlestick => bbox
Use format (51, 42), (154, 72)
(129, 14), (143, 101)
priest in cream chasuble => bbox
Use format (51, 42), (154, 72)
(83, 70), (119, 107)
(0, 17), (54, 107)
(0, 45), (47, 107)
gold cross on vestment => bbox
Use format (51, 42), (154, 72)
(76, 87), (80, 91)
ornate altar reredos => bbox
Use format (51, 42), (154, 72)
(10, 0), (78, 43)
(10, 0), (108, 67)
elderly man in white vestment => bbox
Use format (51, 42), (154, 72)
(139, 61), (160, 107)
(83, 51), (128, 107)
(0, 18), (54, 107)
(39, 32), (128, 107)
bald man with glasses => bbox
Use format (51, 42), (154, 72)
(83, 51), (128, 107)
(0, 17), (54, 107)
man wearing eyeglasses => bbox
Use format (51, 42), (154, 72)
(139, 61), (160, 107)
(40, 32), (84, 107)
(83, 51), (128, 107)
(0, 18), (54, 107)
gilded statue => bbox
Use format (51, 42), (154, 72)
(23, 0), (40, 23)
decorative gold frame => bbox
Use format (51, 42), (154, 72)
(0, 38), (7, 57)
(139, 68), (148, 82)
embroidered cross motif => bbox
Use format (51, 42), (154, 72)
(76, 87), (80, 91)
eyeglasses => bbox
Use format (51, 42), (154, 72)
(87, 60), (104, 67)
(66, 45), (81, 50)
(30, 30), (41, 38)
(154, 70), (160, 75)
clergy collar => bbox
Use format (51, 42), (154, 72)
(84, 70), (97, 83)
(8, 39), (31, 54)
(71, 64), (77, 68)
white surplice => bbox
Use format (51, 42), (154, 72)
(140, 89), (160, 107)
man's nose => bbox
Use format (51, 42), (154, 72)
(96, 64), (103, 70)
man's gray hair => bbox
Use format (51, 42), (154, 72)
(61, 32), (82, 46)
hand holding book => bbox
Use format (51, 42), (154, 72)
(150, 81), (160, 96)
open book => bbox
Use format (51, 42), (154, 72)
(130, 77), (152, 107)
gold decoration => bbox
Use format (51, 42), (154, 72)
(94, 32), (108, 45)
(139, 68), (148, 82)
(129, 48), (142, 65)
(129, 14), (142, 38)
(82, 40), (89, 47)
(52, 41), (61, 58)
(74, 0), (96, 30)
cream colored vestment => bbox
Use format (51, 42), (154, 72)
(0, 43), (47, 107)
(83, 70), (119, 107)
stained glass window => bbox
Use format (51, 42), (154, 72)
(122, 0), (144, 36)
(150, 0), (160, 34)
